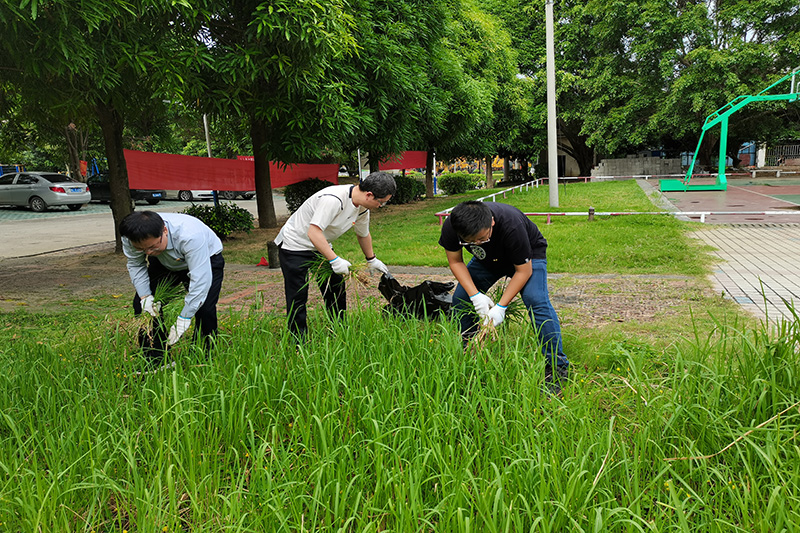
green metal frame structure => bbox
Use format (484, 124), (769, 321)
(661, 68), (800, 192)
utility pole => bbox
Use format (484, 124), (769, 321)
(546, 0), (559, 207)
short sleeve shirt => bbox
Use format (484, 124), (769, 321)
(275, 184), (370, 252)
(438, 203), (547, 276)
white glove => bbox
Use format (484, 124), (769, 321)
(366, 256), (390, 275)
(329, 256), (351, 276)
(469, 292), (494, 319)
(167, 316), (192, 346)
(140, 295), (161, 317)
(485, 304), (507, 327)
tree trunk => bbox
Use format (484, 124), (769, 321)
(250, 117), (277, 228)
(425, 149), (435, 198)
(557, 118), (596, 176)
(698, 134), (718, 172)
(95, 100), (133, 253)
(367, 153), (380, 174)
(485, 156), (493, 188)
(503, 157), (509, 183)
(726, 135), (744, 168)
(64, 123), (82, 180)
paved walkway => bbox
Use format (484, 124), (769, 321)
(642, 178), (800, 325)
(693, 224), (800, 323)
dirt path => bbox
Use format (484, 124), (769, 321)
(0, 243), (716, 328)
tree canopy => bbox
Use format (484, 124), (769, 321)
(2, 0), (799, 223)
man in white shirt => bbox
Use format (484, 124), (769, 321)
(275, 171), (396, 337)
(120, 211), (225, 357)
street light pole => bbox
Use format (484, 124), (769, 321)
(546, 0), (559, 207)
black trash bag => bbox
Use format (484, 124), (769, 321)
(378, 273), (455, 320)
(137, 315), (169, 367)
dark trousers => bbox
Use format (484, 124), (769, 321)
(279, 247), (346, 337)
(132, 253), (225, 341)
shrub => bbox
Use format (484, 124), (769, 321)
(181, 202), (254, 239)
(284, 177), (334, 213)
(438, 172), (483, 195)
(389, 173), (426, 204)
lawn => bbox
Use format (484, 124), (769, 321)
(1, 180), (798, 531)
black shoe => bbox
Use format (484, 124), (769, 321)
(543, 365), (570, 397)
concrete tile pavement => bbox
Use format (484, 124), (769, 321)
(640, 178), (800, 325)
(692, 224), (800, 324)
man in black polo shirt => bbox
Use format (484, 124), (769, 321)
(439, 200), (570, 394)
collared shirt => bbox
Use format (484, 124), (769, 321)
(275, 184), (370, 252)
(122, 213), (223, 318)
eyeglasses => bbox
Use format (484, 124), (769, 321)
(136, 232), (164, 254)
(374, 196), (390, 208)
(458, 229), (492, 246)
(459, 236), (490, 246)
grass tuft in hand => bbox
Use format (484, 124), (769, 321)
(467, 280), (527, 353)
(305, 253), (370, 289)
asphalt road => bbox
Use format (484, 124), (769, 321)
(0, 193), (288, 258)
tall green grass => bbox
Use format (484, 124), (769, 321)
(1, 301), (798, 531)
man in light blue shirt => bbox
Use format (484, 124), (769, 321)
(121, 211), (224, 358)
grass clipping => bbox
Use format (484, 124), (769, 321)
(306, 253), (372, 290)
(126, 281), (186, 347)
(468, 282), (527, 353)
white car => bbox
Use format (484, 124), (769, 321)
(177, 190), (255, 201)
(0, 172), (91, 211)
(177, 190), (215, 202)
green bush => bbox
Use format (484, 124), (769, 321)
(389, 173), (426, 204)
(284, 177), (334, 213)
(181, 202), (254, 239)
(438, 172), (483, 195)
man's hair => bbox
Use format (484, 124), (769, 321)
(119, 211), (165, 242)
(449, 201), (493, 239)
(359, 171), (397, 198)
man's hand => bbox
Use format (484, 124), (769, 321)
(366, 257), (390, 275)
(485, 304), (507, 327)
(167, 316), (191, 346)
(141, 295), (160, 317)
(469, 292), (494, 319)
(329, 256), (351, 276)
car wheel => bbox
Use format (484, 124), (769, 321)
(178, 190), (193, 201)
(221, 191), (237, 200)
(29, 196), (47, 212)
(242, 193), (255, 200)
(68, 204), (83, 211)
(146, 199), (160, 205)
